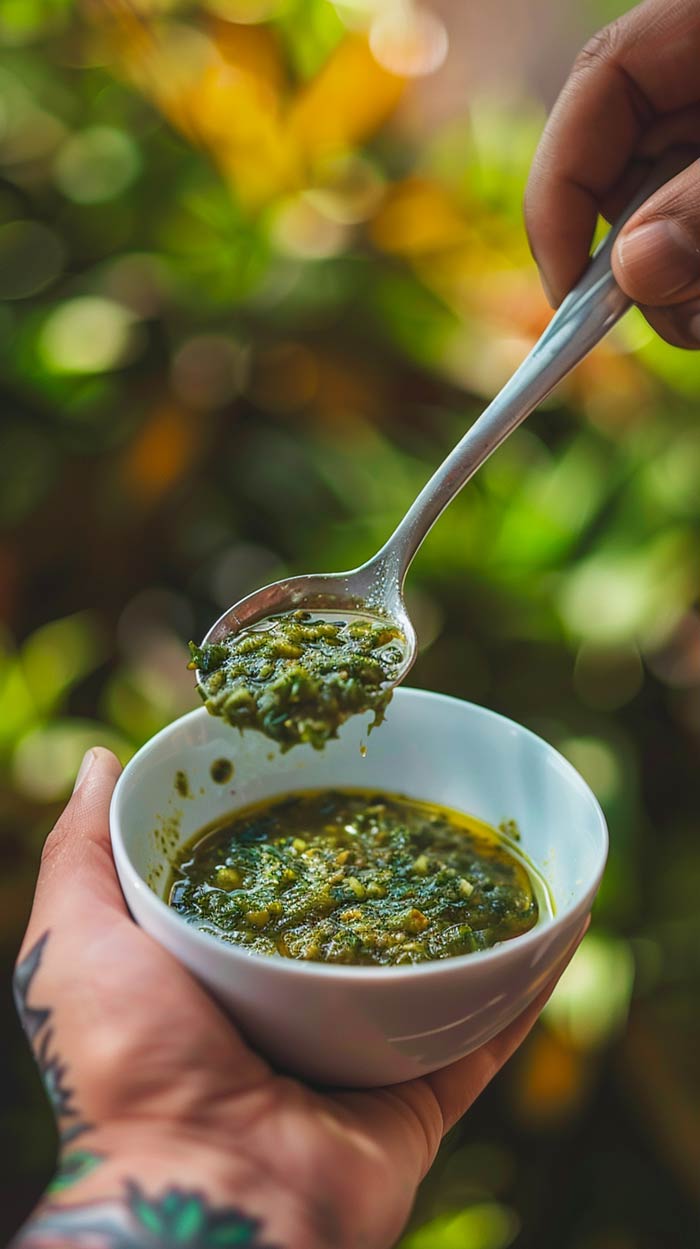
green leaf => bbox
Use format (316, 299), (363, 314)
(21, 612), (105, 718)
(0, 650), (38, 755)
(369, 270), (459, 368)
(277, 0), (345, 80)
(12, 718), (132, 802)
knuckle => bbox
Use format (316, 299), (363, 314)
(644, 307), (700, 351)
(640, 164), (700, 232)
(573, 21), (623, 75)
(670, 308), (700, 351)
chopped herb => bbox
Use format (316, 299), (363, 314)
(190, 610), (405, 751)
(168, 789), (541, 966)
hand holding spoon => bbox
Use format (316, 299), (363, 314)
(198, 159), (684, 694)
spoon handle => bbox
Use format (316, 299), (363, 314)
(372, 155), (688, 586)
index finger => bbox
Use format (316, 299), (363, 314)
(524, 0), (700, 304)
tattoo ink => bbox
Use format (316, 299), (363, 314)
(14, 932), (98, 1156)
(12, 938), (280, 1248)
(12, 1183), (280, 1248)
(14, 932), (104, 1211)
(13, 933), (51, 1044)
(48, 1151), (103, 1195)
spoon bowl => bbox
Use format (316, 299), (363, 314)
(197, 557), (418, 691)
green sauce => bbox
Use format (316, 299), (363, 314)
(174, 770), (190, 798)
(168, 789), (541, 966)
(210, 758), (234, 784)
(189, 611), (405, 752)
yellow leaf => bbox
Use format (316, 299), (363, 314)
(370, 177), (472, 256)
(98, 15), (406, 207)
(196, 61), (298, 204)
(289, 34), (405, 167)
(208, 15), (285, 93)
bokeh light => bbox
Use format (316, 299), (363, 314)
(271, 194), (352, 258)
(171, 334), (247, 409)
(369, 5), (449, 77)
(54, 126), (141, 204)
(101, 252), (173, 318)
(401, 1202), (519, 1249)
(12, 721), (129, 802)
(544, 933), (635, 1049)
(559, 736), (622, 806)
(38, 296), (139, 374)
(305, 152), (385, 223)
(573, 643), (644, 711)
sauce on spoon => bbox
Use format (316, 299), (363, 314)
(190, 609), (407, 751)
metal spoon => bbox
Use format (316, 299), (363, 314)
(198, 161), (679, 684)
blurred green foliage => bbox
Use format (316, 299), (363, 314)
(1, 2), (699, 1247)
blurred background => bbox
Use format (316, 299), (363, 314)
(1, 0), (699, 1244)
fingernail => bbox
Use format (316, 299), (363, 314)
(72, 749), (96, 794)
(616, 220), (700, 299)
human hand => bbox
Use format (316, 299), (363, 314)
(525, 0), (700, 349)
(12, 748), (584, 1249)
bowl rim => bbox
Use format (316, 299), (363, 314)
(109, 688), (608, 982)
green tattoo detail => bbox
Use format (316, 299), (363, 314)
(13, 931), (95, 1147)
(12, 1182), (280, 1247)
(12, 937), (279, 1247)
(126, 1184), (276, 1245)
(48, 1151), (103, 1195)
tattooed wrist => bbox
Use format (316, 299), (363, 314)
(11, 1135), (355, 1249)
(10, 1178), (281, 1248)
(14, 936), (277, 1246)
(13, 933), (340, 1249)
(11, 1133), (357, 1249)
(14, 933), (93, 1147)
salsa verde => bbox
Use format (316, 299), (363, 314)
(189, 611), (405, 752)
(168, 789), (541, 966)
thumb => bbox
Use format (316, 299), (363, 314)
(21, 747), (126, 956)
(613, 160), (700, 310)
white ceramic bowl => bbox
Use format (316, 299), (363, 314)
(110, 689), (607, 1087)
